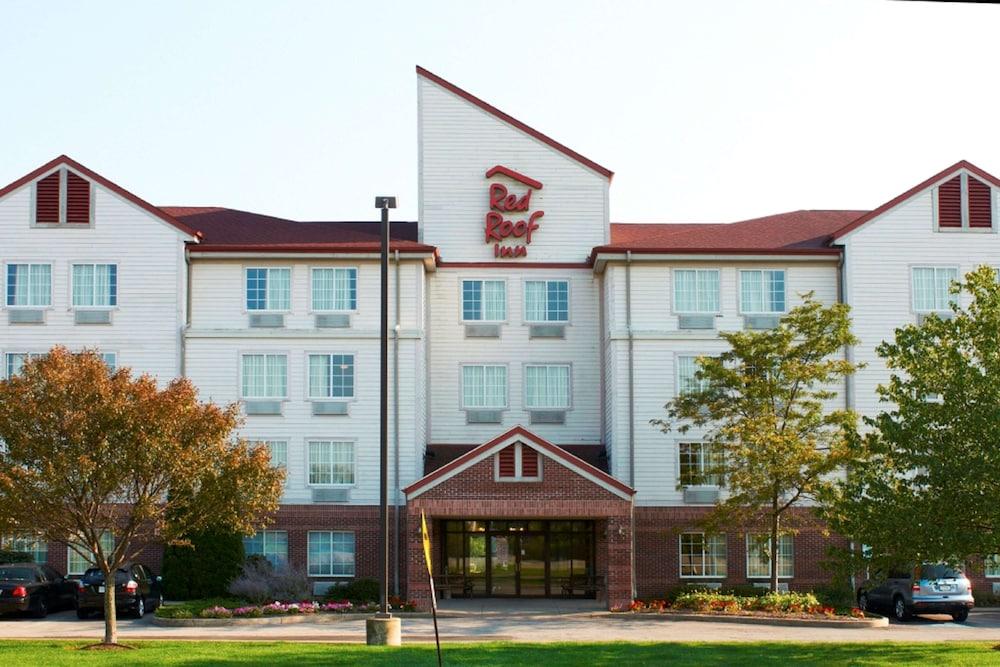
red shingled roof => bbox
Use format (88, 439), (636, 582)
(160, 206), (435, 253)
(593, 210), (868, 259)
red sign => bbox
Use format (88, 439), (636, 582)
(484, 165), (544, 258)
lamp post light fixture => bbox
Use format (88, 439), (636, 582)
(366, 195), (402, 647)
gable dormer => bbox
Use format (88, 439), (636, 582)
(934, 172), (994, 232)
(33, 167), (93, 227)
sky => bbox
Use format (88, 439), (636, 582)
(2, 0), (999, 224)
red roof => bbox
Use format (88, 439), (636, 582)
(592, 210), (868, 259)
(161, 206), (435, 253)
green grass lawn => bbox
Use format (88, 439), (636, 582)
(1, 641), (1000, 666)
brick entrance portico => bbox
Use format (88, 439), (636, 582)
(403, 427), (634, 610)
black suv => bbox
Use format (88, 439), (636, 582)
(76, 563), (163, 619)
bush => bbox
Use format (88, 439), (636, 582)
(723, 584), (768, 598)
(325, 578), (380, 604)
(227, 557), (310, 604)
(812, 584), (856, 609)
(162, 528), (245, 600)
(156, 597), (246, 619)
(0, 550), (34, 564)
(974, 591), (1000, 607)
(750, 591), (820, 613)
(661, 583), (718, 603)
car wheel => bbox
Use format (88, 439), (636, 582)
(76, 608), (91, 620)
(32, 597), (48, 619)
(952, 609), (969, 623)
(133, 596), (145, 619)
(858, 592), (870, 612)
(893, 596), (910, 622)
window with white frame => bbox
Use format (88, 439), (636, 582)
(912, 267), (959, 313)
(308, 354), (355, 399)
(679, 533), (727, 578)
(241, 354), (288, 399)
(986, 554), (1000, 578)
(461, 365), (507, 409)
(462, 280), (506, 321)
(308, 440), (354, 485)
(100, 352), (117, 371)
(678, 442), (723, 487)
(524, 280), (569, 322)
(739, 270), (786, 314)
(67, 531), (114, 576)
(674, 269), (720, 314)
(308, 531), (355, 577)
(5, 352), (44, 378)
(72, 264), (117, 307)
(312, 268), (357, 311)
(746, 533), (794, 579)
(245, 268), (291, 311)
(259, 439), (288, 470)
(244, 530), (288, 569)
(5, 264), (51, 307)
(677, 355), (710, 395)
(1, 534), (48, 564)
(525, 364), (570, 410)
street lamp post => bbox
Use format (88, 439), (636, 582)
(366, 195), (401, 647)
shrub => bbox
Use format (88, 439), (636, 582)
(199, 606), (233, 619)
(661, 583), (719, 603)
(723, 584), (768, 598)
(747, 591), (821, 613)
(227, 557), (310, 603)
(325, 578), (380, 604)
(974, 591), (1000, 607)
(812, 584), (856, 609)
(162, 527), (245, 600)
(0, 550), (33, 564)
(155, 597), (246, 619)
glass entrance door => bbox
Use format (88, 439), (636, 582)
(489, 534), (517, 596)
(518, 534), (547, 596)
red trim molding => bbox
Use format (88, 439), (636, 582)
(485, 165), (543, 190)
(417, 66), (613, 181)
(437, 261), (592, 269)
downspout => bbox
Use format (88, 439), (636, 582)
(838, 249), (858, 593)
(181, 250), (191, 377)
(625, 251), (637, 600)
(393, 249), (401, 596)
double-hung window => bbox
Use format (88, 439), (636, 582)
(67, 531), (114, 576)
(986, 555), (1000, 578)
(241, 354), (288, 399)
(246, 268), (291, 311)
(678, 442), (723, 487)
(679, 533), (727, 578)
(260, 440), (288, 469)
(462, 280), (505, 321)
(739, 270), (786, 314)
(72, 264), (117, 307)
(462, 365), (507, 409)
(244, 530), (288, 569)
(5, 264), (51, 307)
(308, 354), (355, 399)
(525, 364), (571, 410)
(674, 269), (720, 313)
(307, 531), (355, 577)
(5, 352), (43, 378)
(746, 533), (794, 579)
(524, 280), (569, 322)
(308, 440), (354, 485)
(312, 268), (357, 311)
(912, 267), (958, 313)
(1, 534), (47, 564)
(677, 356), (710, 395)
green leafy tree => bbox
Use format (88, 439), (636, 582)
(653, 294), (860, 591)
(0, 348), (283, 646)
(162, 527), (245, 600)
(825, 265), (1000, 576)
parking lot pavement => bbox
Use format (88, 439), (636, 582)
(3, 608), (1000, 643)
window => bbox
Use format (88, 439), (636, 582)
(308, 354), (355, 399)
(5, 352), (43, 378)
(524, 280), (569, 322)
(677, 356), (710, 395)
(739, 270), (785, 314)
(241, 354), (288, 399)
(679, 533), (727, 578)
(985, 555), (1000, 578)
(71, 264), (117, 307)
(912, 267), (959, 313)
(100, 353), (117, 371)
(495, 443), (541, 481)
(308, 440), (354, 485)
(674, 270), (720, 313)
(462, 365), (507, 409)
(308, 531), (355, 577)
(746, 534), (794, 579)
(258, 440), (287, 469)
(34, 169), (92, 226)
(5, 264), (51, 307)
(937, 173), (994, 231)
(462, 280), (506, 321)
(525, 365), (570, 410)
(245, 268), (291, 311)
(678, 442), (723, 487)
(312, 268), (357, 311)
(1, 534), (47, 564)
(244, 531), (288, 569)
(67, 531), (114, 576)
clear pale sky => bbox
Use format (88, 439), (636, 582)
(2, 0), (997, 223)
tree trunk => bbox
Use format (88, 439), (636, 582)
(101, 563), (118, 645)
(770, 503), (780, 594)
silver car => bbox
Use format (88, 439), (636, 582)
(858, 563), (974, 622)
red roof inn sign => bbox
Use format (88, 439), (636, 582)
(484, 165), (544, 258)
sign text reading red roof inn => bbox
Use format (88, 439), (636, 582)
(484, 165), (544, 258)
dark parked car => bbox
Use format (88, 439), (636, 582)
(0, 563), (77, 618)
(76, 563), (163, 619)
(858, 563), (974, 622)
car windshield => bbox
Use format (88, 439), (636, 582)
(0, 567), (35, 581)
(919, 564), (963, 580)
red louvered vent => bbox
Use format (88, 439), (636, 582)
(968, 176), (992, 229)
(66, 171), (91, 224)
(937, 176), (962, 228)
(498, 445), (516, 478)
(35, 172), (61, 224)
(521, 448), (539, 478)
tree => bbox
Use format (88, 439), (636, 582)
(825, 265), (1000, 576)
(652, 294), (860, 591)
(0, 348), (283, 646)
(162, 527), (245, 600)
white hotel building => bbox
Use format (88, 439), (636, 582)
(2, 66), (1000, 607)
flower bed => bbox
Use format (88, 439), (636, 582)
(613, 591), (871, 620)
(158, 598), (417, 620)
